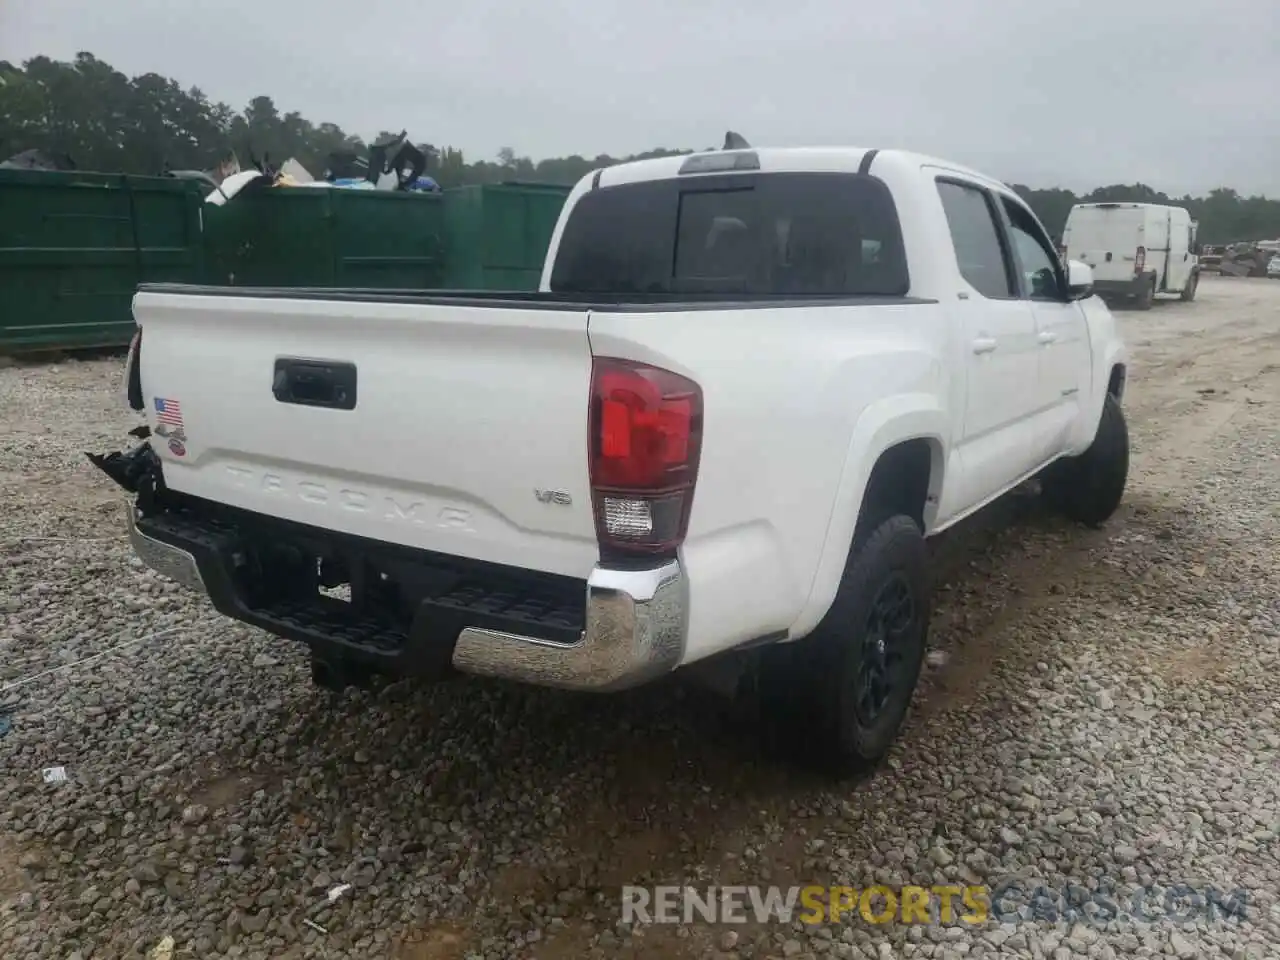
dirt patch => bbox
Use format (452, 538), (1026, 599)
(1157, 644), (1232, 684)
(529, 917), (714, 960)
(390, 923), (471, 960)
(488, 862), (554, 905)
(0, 836), (29, 901)
(186, 767), (271, 812)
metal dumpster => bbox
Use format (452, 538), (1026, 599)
(1, 173), (571, 354)
(201, 186), (447, 289)
(441, 182), (571, 290)
(0, 169), (204, 353)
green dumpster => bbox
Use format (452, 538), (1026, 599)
(442, 182), (571, 290)
(0, 169), (204, 353)
(1, 173), (570, 354)
(202, 186), (447, 289)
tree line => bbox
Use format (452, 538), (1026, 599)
(2, 52), (1278, 245)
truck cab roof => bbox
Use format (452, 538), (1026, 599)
(1071, 202), (1188, 212)
(594, 146), (1015, 195)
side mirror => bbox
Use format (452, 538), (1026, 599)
(1065, 260), (1094, 301)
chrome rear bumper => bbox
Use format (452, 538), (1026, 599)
(451, 561), (686, 691)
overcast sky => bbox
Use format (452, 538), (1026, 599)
(3, 0), (1278, 196)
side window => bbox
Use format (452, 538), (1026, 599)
(936, 181), (1013, 299)
(1000, 197), (1062, 301)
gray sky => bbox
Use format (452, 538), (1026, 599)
(3, 0), (1278, 196)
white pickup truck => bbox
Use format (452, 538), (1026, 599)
(91, 144), (1129, 776)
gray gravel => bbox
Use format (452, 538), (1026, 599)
(1, 276), (1278, 960)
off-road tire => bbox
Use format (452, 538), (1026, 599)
(1041, 393), (1129, 527)
(1180, 271), (1199, 302)
(1135, 277), (1156, 311)
(759, 515), (930, 778)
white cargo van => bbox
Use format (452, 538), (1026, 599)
(1061, 203), (1199, 309)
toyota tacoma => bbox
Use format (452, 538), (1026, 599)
(91, 143), (1129, 775)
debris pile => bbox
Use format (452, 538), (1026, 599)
(1216, 241), (1280, 277)
(0, 148), (76, 171)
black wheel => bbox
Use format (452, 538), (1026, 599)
(1180, 272), (1199, 302)
(760, 515), (929, 778)
(1042, 393), (1129, 527)
(1135, 277), (1155, 310)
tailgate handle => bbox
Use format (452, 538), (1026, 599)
(272, 359), (357, 411)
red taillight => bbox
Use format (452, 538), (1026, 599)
(589, 357), (702, 557)
(1134, 245), (1146, 274)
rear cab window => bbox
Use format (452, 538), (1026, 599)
(549, 172), (910, 297)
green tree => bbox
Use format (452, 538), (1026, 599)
(3, 52), (1279, 245)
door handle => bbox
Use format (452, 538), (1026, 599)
(972, 337), (998, 355)
(1037, 331), (1058, 345)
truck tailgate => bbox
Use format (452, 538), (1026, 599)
(133, 289), (599, 578)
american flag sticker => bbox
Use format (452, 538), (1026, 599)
(154, 397), (184, 430)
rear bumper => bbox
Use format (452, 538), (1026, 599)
(125, 501), (686, 692)
(1093, 270), (1156, 298)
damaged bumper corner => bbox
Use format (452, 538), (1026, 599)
(85, 433), (158, 496)
(90, 437), (206, 593)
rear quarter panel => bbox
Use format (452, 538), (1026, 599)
(1068, 295), (1128, 455)
(588, 303), (949, 661)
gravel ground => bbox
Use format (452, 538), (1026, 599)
(1, 275), (1278, 960)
